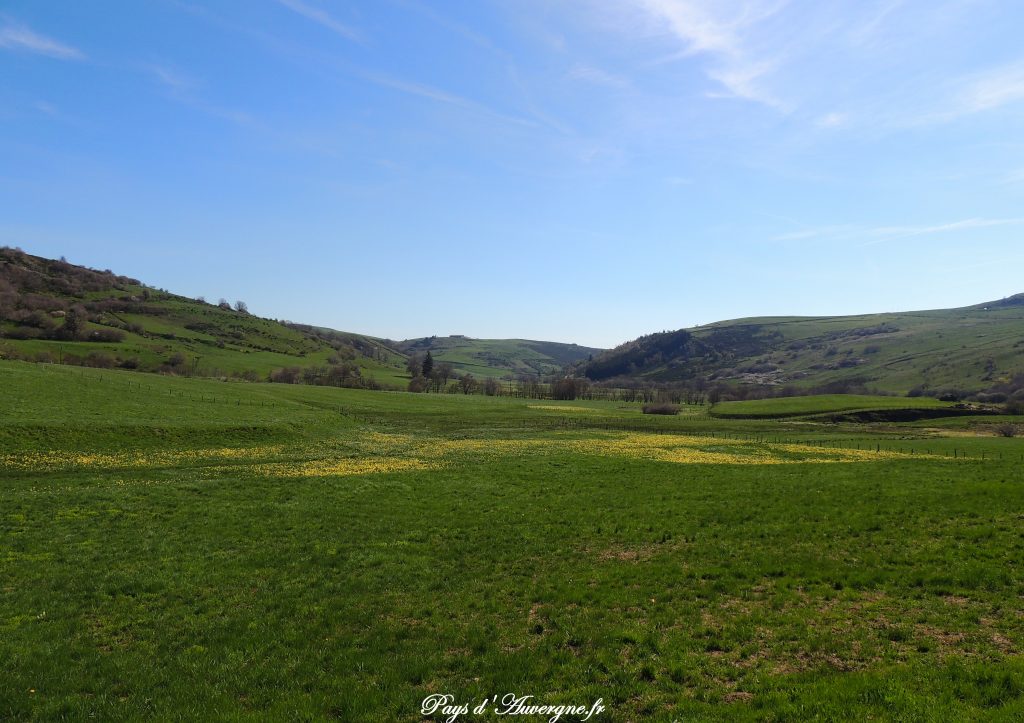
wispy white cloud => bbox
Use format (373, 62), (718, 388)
(705, 58), (784, 107)
(33, 100), (58, 116)
(835, 57), (1024, 132)
(772, 217), (1024, 245)
(861, 217), (1024, 245)
(275, 0), (360, 42)
(0, 20), (84, 60)
(627, 0), (787, 107)
(149, 65), (197, 95)
(147, 64), (258, 128)
(847, 0), (908, 46)
(567, 63), (631, 89)
(770, 225), (853, 241)
(636, 0), (741, 56)
(815, 112), (847, 128)
(355, 70), (539, 129)
(1002, 168), (1024, 185)
(505, 64), (576, 136)
(386, 0), (500, 55)
(567, 0), (1024, 134)
(168, 1), (553, 138)
(958, 60), (1024, 114)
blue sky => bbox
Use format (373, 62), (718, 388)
(2, 0), (1023, 348)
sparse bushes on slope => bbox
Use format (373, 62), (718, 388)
(642, 403), (680, 415)
(994, 422), (1019, 438)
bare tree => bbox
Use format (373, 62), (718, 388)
(459, 373), (478, 395)
(550, 377), (580, 401)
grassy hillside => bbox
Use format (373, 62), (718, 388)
(0, 248), (605, 387)
(396, 335), (601, 379)
(3, 359), (1024, 719)
(583, 296), (1024, 396)
(0, 247), (406, 388)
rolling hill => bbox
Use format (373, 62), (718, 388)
(0, 248), (598, 386)
(394, 335), (601, 379)
(6, 247), (1022, 397)
(581, 297), (1024, 396)
(0, 247), (411, 387)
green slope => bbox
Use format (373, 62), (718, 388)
(396, 335), (602, 379)
(0, 247), (410, 387)
(583, 296), (1024, 395)
(0, 248), (601, 387)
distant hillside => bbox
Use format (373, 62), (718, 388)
(0, 248), (600, 386)
(581, 297), (1024, 396)
(395, 335), (602, 379)
(0, 247), (409, 387)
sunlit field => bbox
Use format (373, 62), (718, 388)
(2, 361), (1023, 720)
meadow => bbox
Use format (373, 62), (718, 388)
(2, 360), (1023, 721)
(710, 394), (954, 419)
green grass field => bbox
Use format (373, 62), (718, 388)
(2, 360), (1023, 720)
(712, 394), (954, 419)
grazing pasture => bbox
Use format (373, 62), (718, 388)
(711, 394), (954, 419)
(2, 361), (1023, 720)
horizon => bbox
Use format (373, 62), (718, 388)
(7, 243), (1022, 353)
(3, 1), (1024, 348)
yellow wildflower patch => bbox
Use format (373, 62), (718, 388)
(0, 445), (285, 472)
(1, 429), (949, 483)
(248, 457), (440, 478)
(527, 405), (595, 413)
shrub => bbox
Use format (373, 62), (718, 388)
(3, 326), (42, 340)
(550, 377), (581, 400)
(993, 422), (1019, 438)
(87, 328), (125, 343)
(974, 392), (1007, 404)
(85, 352), (116, 369)
(270, 366), (301, 384)
(643, 403), (680, 415)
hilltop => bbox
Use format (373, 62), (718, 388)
(394, 335), (601, 379)
(0, 248), (598, 386)
(581, 297), (1024, 397)
(0, 247), (410, 386)
(5, 247), (1023, 398)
